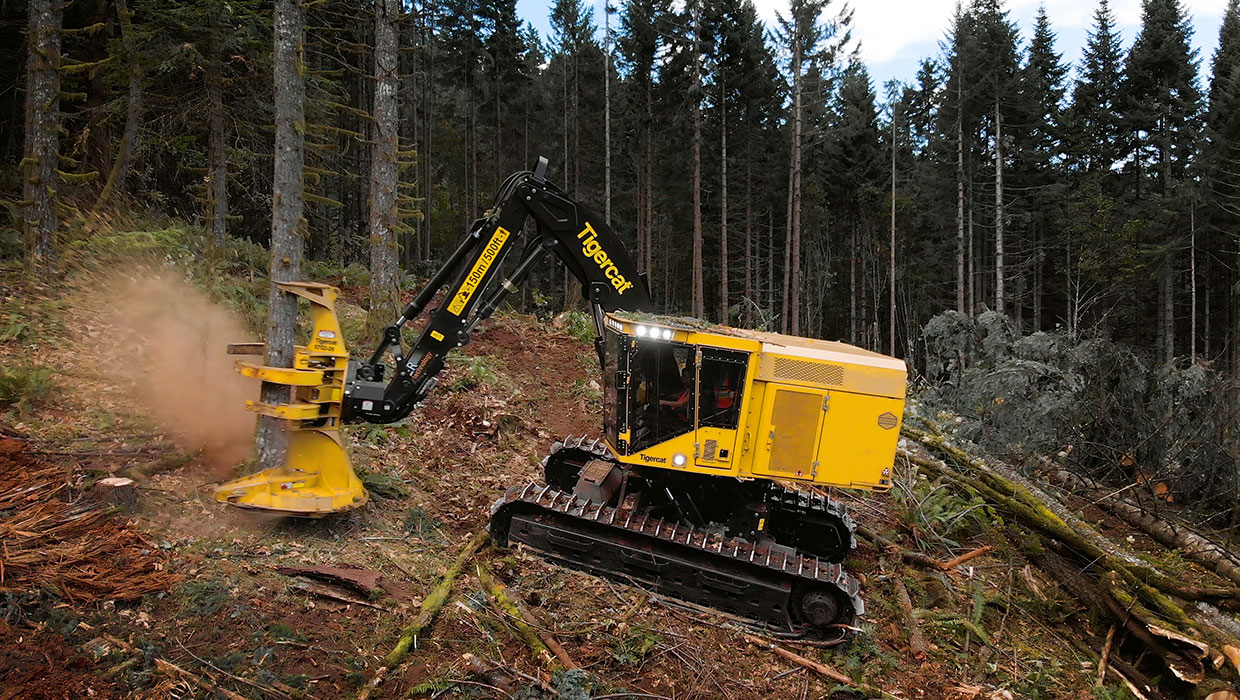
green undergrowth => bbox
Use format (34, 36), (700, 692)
(0, 363), (57, 414)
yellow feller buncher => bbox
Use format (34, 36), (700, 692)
(216, 159), (906, 640)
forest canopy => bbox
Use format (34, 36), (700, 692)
(2, 0), (1239, 375)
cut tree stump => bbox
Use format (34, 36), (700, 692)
(91, 477), (137, 510)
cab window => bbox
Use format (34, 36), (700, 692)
(628, 340), (694, 452)
(697, 348), (747, 429)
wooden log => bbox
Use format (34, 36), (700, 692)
(1043, 466), (1240, 589)
(1097, 625), (1116, 687)
(855, 524), (950, 570)
(893, 577), (928, 657)
(355, 529), (488, 700)
(476, 562), (557, 669)
(937, 546), (991, 571)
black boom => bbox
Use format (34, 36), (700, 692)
(343, 158), (653, 424)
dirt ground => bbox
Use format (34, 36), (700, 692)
(2, 276), (1224, 699)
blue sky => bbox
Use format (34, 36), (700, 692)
(514, 0), (1232, 88)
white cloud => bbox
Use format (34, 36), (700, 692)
(748, 0), (1229, 81)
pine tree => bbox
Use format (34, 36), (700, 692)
(1206, 0), (1240, 372)
(1123, 0), (1203, 362)
(1206, 0), (1240, 221)
(1066, 0), (1126, 174)
(969, 0), (1020, 315)
(774, 0), (851, 334)
(1013, 5), (1067, 330)
(1123, 0), (1202, 193)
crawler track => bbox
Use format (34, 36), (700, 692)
(490, 481), (863, 639)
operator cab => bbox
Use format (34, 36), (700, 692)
(600, 315), (751, 474)
(598, 311), (906, 491)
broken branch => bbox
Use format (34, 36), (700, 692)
(356, 529), (488, 700)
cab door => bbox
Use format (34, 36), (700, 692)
(752, 385), (828, 480)
(693, 348), (749, 470)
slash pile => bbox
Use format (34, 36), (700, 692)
(0, 437), (178, 601)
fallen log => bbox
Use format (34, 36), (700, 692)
(892, 577), (928, 657)
(476, 562), (557, 669)
(742, 634), (852, 684)
(901, 428), (1240, 688)
(355, 529), (488, 700)
(1043, 466), (1240, 589)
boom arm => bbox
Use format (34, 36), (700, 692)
(343, 158), (653, 424)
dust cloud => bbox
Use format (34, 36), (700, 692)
(86, 273), (259, 473)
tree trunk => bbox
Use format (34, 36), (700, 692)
(849, 226), (857, 344)
(993, 100), (1005, 316)
(1043, 466), (1240, 589)
(744, 160), (752, 328)
(423, 12), (434, 261)
(1191, 201), (1197, 363)
(256, 0), (306, 472)
(782, 163), (793, 333)
(691, 2), (704, 319)
(789, 46), (803, 336)
(368, 0), (401, 335)
(719, 76), (728, 324)
(890, 111), (897, 356)
(1163, 260), (1174, 364)
(967, 197), (975, 315)
(93, 0), (141, 214)
(21, 0), (62, 275)
(206, 1), (227, 248)
(604, 4), (611, 224)
(644, 88), (653, 283)
(955, 83), (965, 315)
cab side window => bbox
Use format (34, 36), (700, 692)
(697, 348), (747, 429)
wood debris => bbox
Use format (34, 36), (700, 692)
(0, 437), (178, 600)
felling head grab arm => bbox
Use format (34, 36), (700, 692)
(342, 157), (653, 425)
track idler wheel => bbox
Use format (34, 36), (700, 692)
(793, 587), (854, 635)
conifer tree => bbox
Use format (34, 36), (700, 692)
(1123, 0), (1202, 362)
(1013, 5), (1067, 329)
(1066, 0), (1125, 175)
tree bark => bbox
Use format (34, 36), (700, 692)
(994, 100), (1005, 315)
(789, 44), (803, 335)
(744, 160), (752, 327)
(206, 26), (228, 248)
(21, 0), (62, 275)
(255, 0), (306, 472)
(719, 75), (728, 324)
(93, 0), (141, 214)
(603, 3), (611, 225)
(1043, 466), (1240, 588)
(368, 0), (401, 335)
(890, 108), (897, 356)
(691, 2), (704, 320)
(955, 82), (965, 315)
